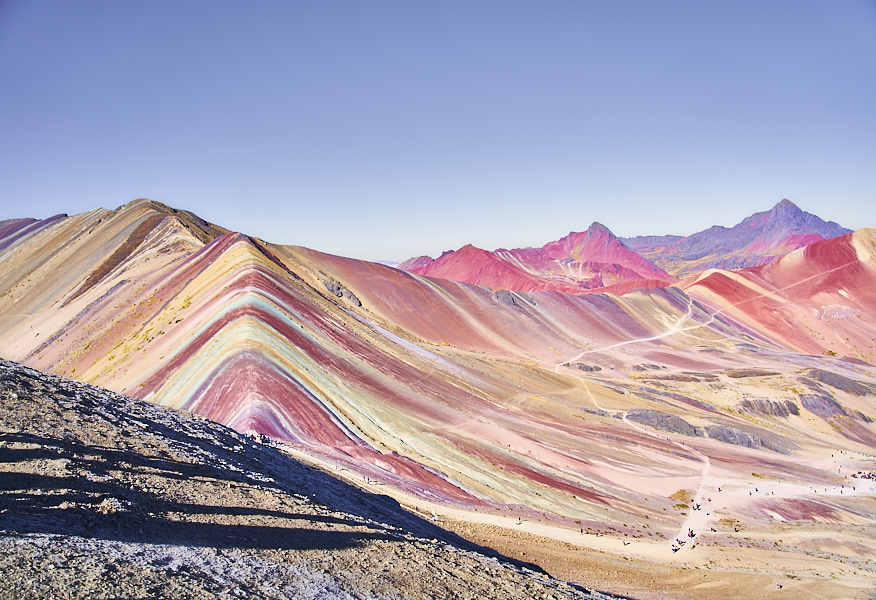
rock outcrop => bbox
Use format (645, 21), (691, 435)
(737, 398), (800, 418)
(322, 277), (362, 306)
(804, 369), (876, 396)
(799, 394), (847, 418)
(626, 409), (701, 437)
(799, 393), (872, 422)
(705, 425), (760, 449)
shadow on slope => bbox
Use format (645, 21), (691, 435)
(0, 432), (401, 552)
(0, 359), (545, 572)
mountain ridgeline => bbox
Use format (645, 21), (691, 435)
(621, 199), (851, 279)
(401, 199), (852, 288)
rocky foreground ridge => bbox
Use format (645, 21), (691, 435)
(0, 359), (611, 600)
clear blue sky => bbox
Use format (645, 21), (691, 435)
(1, 1), (874, 262)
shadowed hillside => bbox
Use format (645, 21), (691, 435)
(0, 358), (603, 599)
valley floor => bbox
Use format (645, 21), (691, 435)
(292, 446), (876, 600)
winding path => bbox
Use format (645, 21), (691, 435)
(551, 258), (861, 552)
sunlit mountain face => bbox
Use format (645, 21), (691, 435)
(2, 198), (875, 598)
(621, 199), (852, 279)
(401, 221), (677, 295)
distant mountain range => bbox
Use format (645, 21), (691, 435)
(401, 199), (851, 291)
(400, 222), (676, 295)
(621, 199), (851, 279)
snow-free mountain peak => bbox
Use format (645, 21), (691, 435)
(403, 221), (674, 294)
(622, 199), (851, 278)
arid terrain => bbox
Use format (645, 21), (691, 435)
(1, 200), (875, 599)
(0, 359), (604, 599)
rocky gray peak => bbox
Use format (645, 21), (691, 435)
(618, 199), (852, 277)
(762, 199), (850, 237)
(587, 221), (614, 236)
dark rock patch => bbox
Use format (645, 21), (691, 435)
(799, 393), (872, 422)
(737, 398), (799, 418)
(494, 290), (516, 307)
(625, 409), (701, 437)
(631, 364), (665, 372)
(644, 374), (701, 382)
(322, 277), (362, 307)
(571, 363), (601, 373)
(705, 425), (760, 449)
(799, 394), (846, 417)
(724, 369), (780, 379)
(805, 369), (876, 396)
